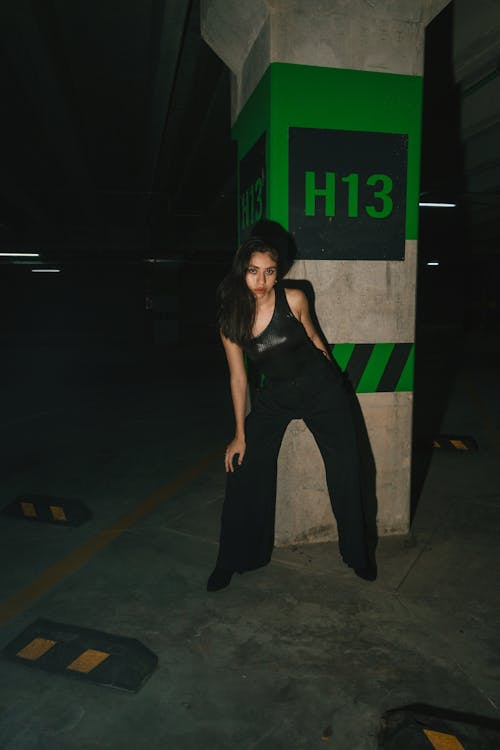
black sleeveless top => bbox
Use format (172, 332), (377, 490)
(243, 284), (323, 381)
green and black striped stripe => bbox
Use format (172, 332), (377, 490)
(248, 342), (414, 393)
(331, 343), (414, 393)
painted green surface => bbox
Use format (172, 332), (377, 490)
(331, 342), (414, 393)
(270, 64), (422, 238)
(331, 343), (355, 372)
(356, 343), (395, 393)
(232, 69), (271, 242)
(232, 68), (271, 159)
(231, 64), (419, 392)
(395, 343), (415, 392)
(232, 62), (422, 240)
(257, 342), (414, 393)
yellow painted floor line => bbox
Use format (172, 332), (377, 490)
(0, 448), (220, 626)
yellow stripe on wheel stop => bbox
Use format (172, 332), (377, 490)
(20, 502), (37, 518)
(49, 505), (68, 521)
(423, 728), (465, 749)
(17, 637), (56, 660)
(67, 649), (110, 673)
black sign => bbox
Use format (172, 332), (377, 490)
(289, 128), (408, 260)
(239, 133), (266, 240)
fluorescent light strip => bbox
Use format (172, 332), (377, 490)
(31, 268), (61, 273)
(0, 252), (40, 257)
(419, 202), (456, 208)
(427, 261), (439, 266)
(144, 257), (180, 264)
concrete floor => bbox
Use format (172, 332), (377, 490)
(0, 330), (499, 749)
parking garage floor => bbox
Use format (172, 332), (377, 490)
(0, 329), (499, 749)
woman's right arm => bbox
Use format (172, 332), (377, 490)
(221, 333), (248, 473)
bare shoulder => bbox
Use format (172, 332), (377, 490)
(283, 287), (308, 316)
(220, 331), (241, 351)
(221, 332), (243, 358)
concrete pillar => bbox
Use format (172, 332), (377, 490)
(202, 0), (452, 543)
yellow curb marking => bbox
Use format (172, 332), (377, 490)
(17, 637), (56, 660)
(67, 649), (110, 673)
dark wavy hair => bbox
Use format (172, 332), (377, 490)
(216, 236), (280, 345)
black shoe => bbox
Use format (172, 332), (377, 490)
(207, 567), (233, 592)
(354, 564), (377, 581)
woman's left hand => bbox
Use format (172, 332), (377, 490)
(225, 435), (246, 473)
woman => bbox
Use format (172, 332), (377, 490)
(207, 237), (375, 591)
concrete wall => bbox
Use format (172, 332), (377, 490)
(276, 242), (417, 540)
(202, 0), (451, 122)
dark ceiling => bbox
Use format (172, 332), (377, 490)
(0, 0), (498, 272)
(0, 0), (236, 265)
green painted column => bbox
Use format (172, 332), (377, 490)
(202, 0), (451, 543)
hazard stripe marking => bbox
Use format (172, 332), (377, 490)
(67, 649), (110, 673)
(21, 502), (37, 518)
(450, 439), (467, 450)
(423, 728), (465, 749)
(344, 344), (374, 390)
(17, 637), (56, 660)
(254, 343), (415, 393)
(357, 342), (394, 393)
(331, 342), (414, 392)
(330, 343), (355, 372)
(395, 343), (415, 392)
(380, 342), (413, 392)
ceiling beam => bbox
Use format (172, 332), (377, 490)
(143, 0), (193, 189)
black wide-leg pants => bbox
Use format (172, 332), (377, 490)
(216, 356), (369, 573)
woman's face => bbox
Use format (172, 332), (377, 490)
(245, 251), (277, 299)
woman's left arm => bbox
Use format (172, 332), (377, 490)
(285, 288), (333, 361)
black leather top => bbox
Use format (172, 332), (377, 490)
(243, 283), (323, 381)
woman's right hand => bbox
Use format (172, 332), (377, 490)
(225, 435), (246, 473)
